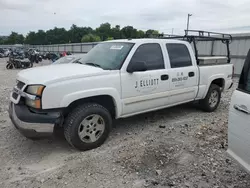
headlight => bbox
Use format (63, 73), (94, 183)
(26, 85), (45, 96)
(25, 98), (41, 109)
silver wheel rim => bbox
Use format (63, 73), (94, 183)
(208, 90), (219, 108)
(78, 114), (105, 143)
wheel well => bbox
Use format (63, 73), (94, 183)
(64, 95), (116, 118)
(211, 78), (225, 89)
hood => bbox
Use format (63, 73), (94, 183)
(17, 63), (108, 85)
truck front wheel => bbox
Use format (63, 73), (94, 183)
(200, 84), (221, 112)
(64, 103), (112, 151)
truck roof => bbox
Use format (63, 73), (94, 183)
(103, 38), (186, 44)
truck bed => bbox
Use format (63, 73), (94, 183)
(195, 63), (233, 99)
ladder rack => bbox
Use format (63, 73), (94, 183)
(153, 30), (233, 64)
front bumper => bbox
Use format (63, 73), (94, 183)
(9, 102), (61, 138)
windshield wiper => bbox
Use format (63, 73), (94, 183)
(84, 62), (103, 69)
(74, 60), (83, 64)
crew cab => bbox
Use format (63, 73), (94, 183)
(227, 49), (250, 174)
(9, 30), (234, 151)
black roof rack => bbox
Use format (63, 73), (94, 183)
(157, 30), (232, 42)
(158, 33), (183, 38)
(184, 30), (232, 41)
(153, 30), (232, 64)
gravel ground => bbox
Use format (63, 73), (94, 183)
(0, 57), (249, 188)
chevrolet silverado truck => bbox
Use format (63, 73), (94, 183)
(9, 30), (234, 151)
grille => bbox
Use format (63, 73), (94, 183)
(12, 92), (18, 99)
(17, 81), (25, 90)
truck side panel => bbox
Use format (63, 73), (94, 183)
(196, 64), (233, 99)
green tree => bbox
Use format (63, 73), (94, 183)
(96, 23), (111, 41)
(69, 24), (93, 43)
(106, 37), (114, 40)
(0, 36), (8, 44)
(81, 34), (101, 42)
(36, 30), (47, 44)
(111, 25), (121, 39)
(2, 23), (161, 45)
(145, 29), (159, 37)
(5, 32), (24, 44)
(121, 26), (137, 38)
(136, 30), (145, 38)
(25, 30), (47, 45)
(46, 27), (69, 44)
(25, 31), (36, 44)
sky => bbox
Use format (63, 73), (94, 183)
(1, 0), (250, 36)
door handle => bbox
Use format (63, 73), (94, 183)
(189, 72), (195, 77)
(234, 104), (250, 114)
(161, 74), (169, 81)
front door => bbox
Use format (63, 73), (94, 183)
(120, 43), (170, 116)
(228, 50), (250, 173)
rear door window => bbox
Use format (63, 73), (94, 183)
(166, 43), (192, 68)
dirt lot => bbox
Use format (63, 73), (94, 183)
(0, 57), (249, 188)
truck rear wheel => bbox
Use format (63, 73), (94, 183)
(63, 103), (112, 151)
(200, 84), (221, 112)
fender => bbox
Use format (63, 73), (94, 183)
(60, 88), (122, 117)
(203, 74), (226, 98)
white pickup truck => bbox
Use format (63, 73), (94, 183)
(9, 31), (233, 151)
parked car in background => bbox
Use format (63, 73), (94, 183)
(4, 48), (11, 57)
(227, 49), (250, 174)
(28, 49), (42, 63)
(8, 30), (234, 151)
(42, 52), (60, 61)
(0, 48), (6, 57)
(0, 48), (11, 57)
(9, 50), (25, 60)
(52, 54), (86, 65)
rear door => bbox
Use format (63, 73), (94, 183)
(165, 43), (199, 105)
(228, 50), (250, 173)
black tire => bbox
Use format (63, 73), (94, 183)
(64, 103), (112, 151)
(6, 63), (10, 69)
(6, 63), (13, 69)
(200, 84), (221, 112)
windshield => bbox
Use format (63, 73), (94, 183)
(53, 56), (76, 64)
(78, 42), (134, 70)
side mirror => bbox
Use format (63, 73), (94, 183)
(127, 61), (147, 73)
